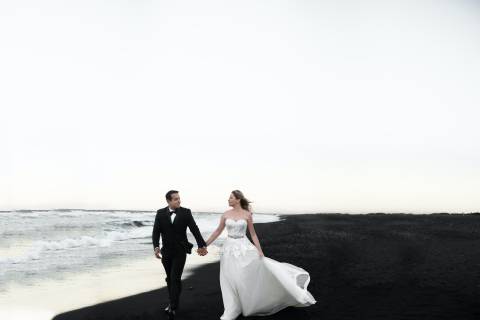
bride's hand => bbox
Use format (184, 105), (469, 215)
(259, 251), (265, 258)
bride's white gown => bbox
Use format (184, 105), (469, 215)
(218, 218), (316, 320)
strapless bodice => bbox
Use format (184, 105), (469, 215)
(219, 218), (255, 259)
(225, 218), (248, 239)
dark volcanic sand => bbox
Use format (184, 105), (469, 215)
(54, 213), (480, 320)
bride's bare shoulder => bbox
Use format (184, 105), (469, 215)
(243, 210), (253, 219)
(222, 210), (233, 218)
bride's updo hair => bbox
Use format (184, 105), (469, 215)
(231, 190), (252, 212)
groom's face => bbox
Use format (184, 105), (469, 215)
(168, 193), (181, 208)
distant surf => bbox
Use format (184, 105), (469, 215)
(0, 209), (280, 289)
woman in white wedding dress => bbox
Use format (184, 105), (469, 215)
(205, 190), (316, 320)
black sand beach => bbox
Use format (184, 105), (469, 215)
(53, 213), (480, 320)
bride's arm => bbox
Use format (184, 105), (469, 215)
(246, 212), (265, 257)
(205, 214), (226, 246)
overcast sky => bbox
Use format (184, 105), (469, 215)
(1, 0), (479, 213)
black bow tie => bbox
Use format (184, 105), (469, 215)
(169, 209), (176, 215)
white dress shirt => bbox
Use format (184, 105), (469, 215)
(169, 207), (176, 223)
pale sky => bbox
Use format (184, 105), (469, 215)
(1, 0), (479, 213)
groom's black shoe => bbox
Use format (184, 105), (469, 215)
(164, 304), (176, 319)
(164, 304), (171, 313)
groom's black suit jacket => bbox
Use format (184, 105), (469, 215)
(152, 206), (206, 255)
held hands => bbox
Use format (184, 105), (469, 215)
(197, 247), (208, 256)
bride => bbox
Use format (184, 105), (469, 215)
(204, 190), (316, 320)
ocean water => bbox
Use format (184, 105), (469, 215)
(0, 209), (280, 292)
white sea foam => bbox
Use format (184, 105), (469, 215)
(0, 227), (152, 264)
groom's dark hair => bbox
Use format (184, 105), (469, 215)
(166, 190), (179, 201)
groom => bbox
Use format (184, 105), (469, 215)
(152, 190), (208, 319)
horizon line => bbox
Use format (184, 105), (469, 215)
(1, 208), (479, 215)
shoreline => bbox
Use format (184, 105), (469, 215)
(0, 246), (221, 320)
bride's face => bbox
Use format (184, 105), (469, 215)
(228, 193), (239, 207)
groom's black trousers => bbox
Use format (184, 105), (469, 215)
(161, 249), (187, 310)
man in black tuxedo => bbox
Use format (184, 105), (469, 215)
(152, 190), (208, 318)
